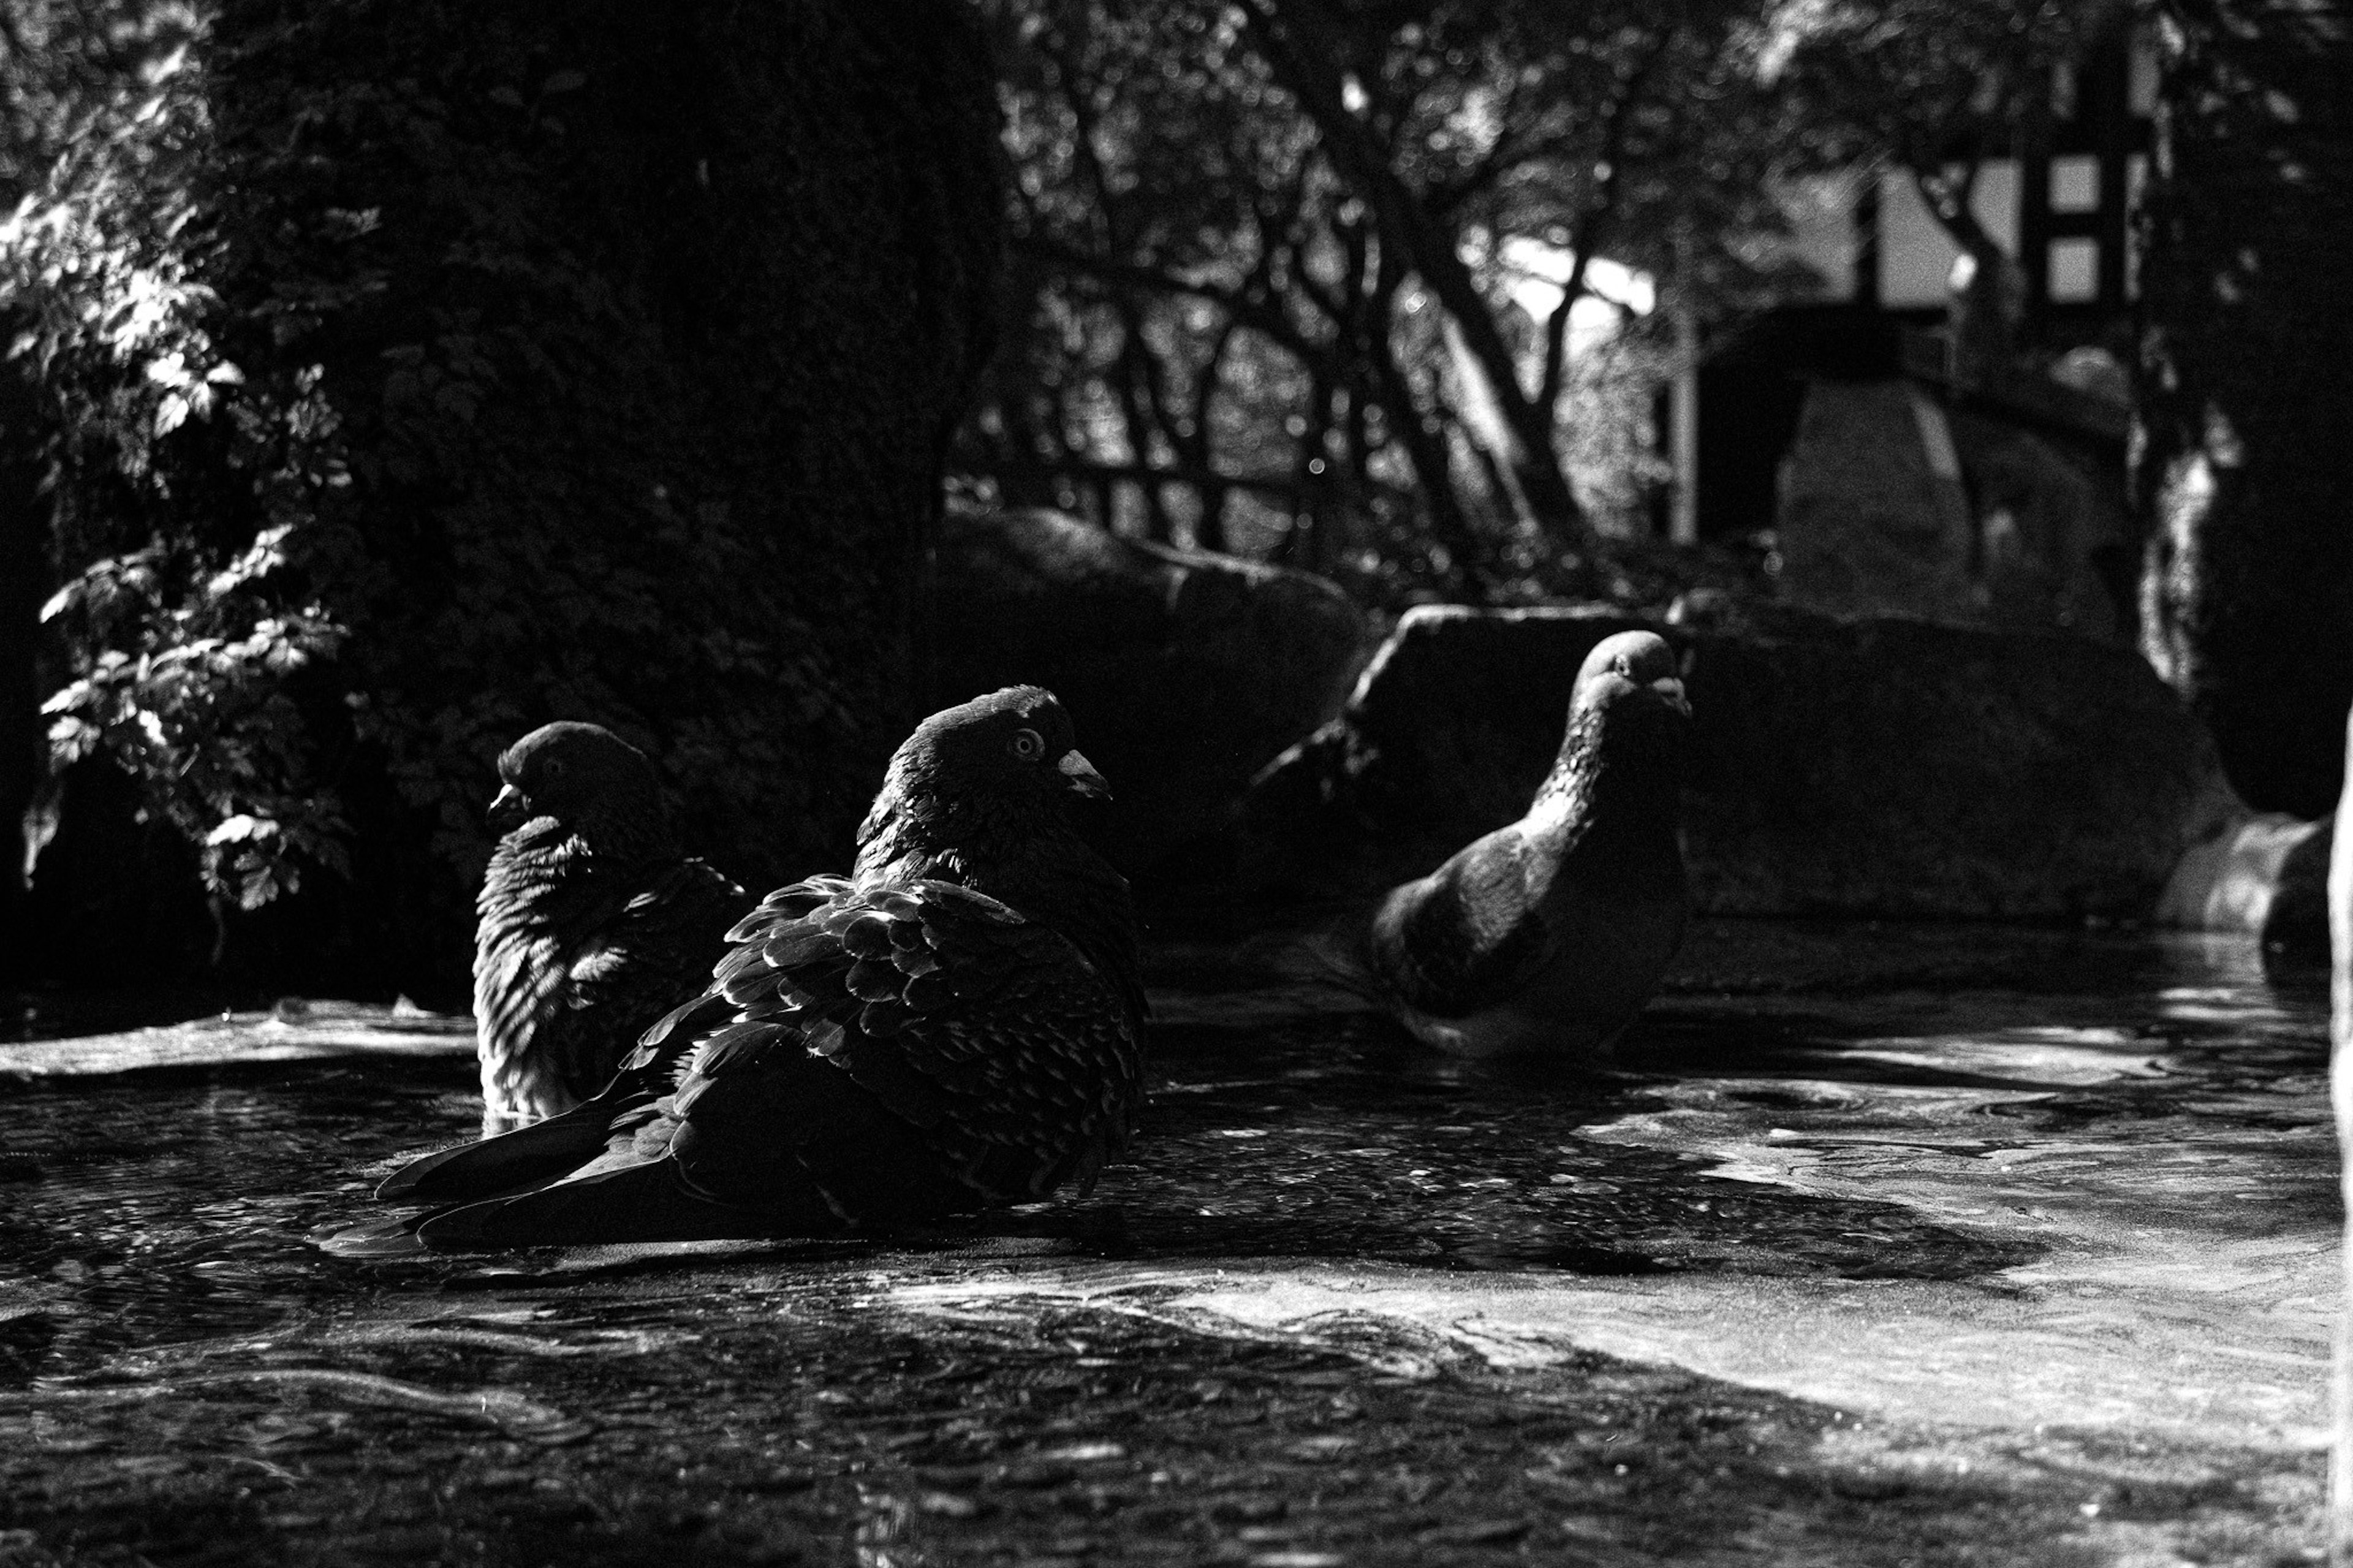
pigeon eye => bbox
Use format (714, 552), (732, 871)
(1010, 728), (1045, 762)
(541, 759), (567, 781)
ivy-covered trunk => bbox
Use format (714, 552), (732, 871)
(9, 0), (1003, 993)
(2137, 0), (2353, 817)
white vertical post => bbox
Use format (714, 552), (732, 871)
(1669, 303), (1700, 545)
(2331, 702), (2353, 1566)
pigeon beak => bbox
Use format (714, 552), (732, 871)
(488, 783), (529, 827)
(1057, 749), (1112, 801)
(1653, 677), (1692, 719)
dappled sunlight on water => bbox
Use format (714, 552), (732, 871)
(0, 922), (2334, 1564)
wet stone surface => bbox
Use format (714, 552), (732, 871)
(0, 920), (2336, 1566)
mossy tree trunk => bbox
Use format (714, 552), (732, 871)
(18, 0), (1004, 993)
(2137, 0), (2353, 816)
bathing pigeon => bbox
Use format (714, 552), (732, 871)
(472, 722), (754, 1131)
(1360, 629), (1691, 1058)
(346, 687), (1145, 1252)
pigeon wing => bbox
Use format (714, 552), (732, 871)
(1368, 826), (1560, 1018)
(474, 841), (753, 1118)
(659, 876), (1146, 1221)
(527, 858), (752, 1100)
(381, 864), (757, 1210)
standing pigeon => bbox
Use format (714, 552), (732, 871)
(472, 722), (754, 1131)
(1360, 630), (1690, 1058)
(349, 687), (1145, 1252)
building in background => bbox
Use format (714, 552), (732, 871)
(1675, 20), (2153, 638)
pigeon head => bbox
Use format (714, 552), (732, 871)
(862, 686), (1110, 841)
(490, 722), (669, 853)
(1572, 631), (1690, 723)
(1549, 631), (1689, 787)
(858, 683), (1128, 904)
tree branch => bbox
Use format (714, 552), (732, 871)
(1365, 242), (1488, 594)
(990, 453), (1306, 501)
(1015, 234), (1326, 363)
(1237, 0), (1588, 540)
(1187, 317), (1242, 550)
(1913, 159), (2001, 262)
(1539, 27), (1675, 415)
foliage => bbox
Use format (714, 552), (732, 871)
(2, 0), (355, 913)
(40, 527), (351, 910)
(1756, 0), (2101, 166)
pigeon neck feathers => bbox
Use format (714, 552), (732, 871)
(853, 687), (1143, 1028)
(1526, 697), (1681, 853)
(856, 782), (1140, 1000)
(476, 816), (690, 983)
(491, 804), (676, 875)
(1520, 632), (1686, 865)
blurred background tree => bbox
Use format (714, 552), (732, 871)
(956, 0), (1816, 604)
(952, 0), (2158, 610)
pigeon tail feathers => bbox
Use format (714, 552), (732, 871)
(374, 1093), (638, 1204)
(413, 1161), (844, 1252)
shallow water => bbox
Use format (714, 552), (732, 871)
(0, 920), (2335, 1566)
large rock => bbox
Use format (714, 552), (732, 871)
(1944, 407), (2133, 642)
(1775, 381), (1979, 623)
(933, 509), (1371, 879)
(1775, 381), (2131, 642)
(1244, 605), (2243, 920)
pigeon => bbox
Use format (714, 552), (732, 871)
(471, 722), (754, 1131)
(1358, 629), (1691, 1058)
(342, 687), (1145, 1252)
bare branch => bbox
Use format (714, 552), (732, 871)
(1016, 234), (1327, 362)
(1912, 159), (2001, 262)
(1539, 26), (1676, 415)
(1237, 0), (1588, 540)
(1363, 241), (1488, 593)
(988, 453), (1306, 501)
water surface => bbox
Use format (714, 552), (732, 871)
(0, 920), (2333, 1566)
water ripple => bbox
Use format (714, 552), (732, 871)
(13, 1367), (587, 1439)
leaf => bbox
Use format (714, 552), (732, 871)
(207, 813), (262, 846)
(46, 716), (100, 767)
(237, 860), (282, 911)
